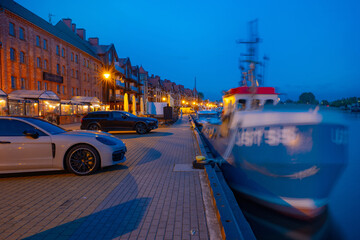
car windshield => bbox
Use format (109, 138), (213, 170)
(24, 118), (66, 135)
(122, 112), (137, 118)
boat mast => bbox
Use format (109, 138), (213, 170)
(237, 19), (262, 87)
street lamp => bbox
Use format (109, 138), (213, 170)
(162, 97), (166, 102)
(103, 72), (113, 110)
(103, 73), (111, 79)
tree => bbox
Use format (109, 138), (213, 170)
(320, 100), (329, 106)
(298, 92), (318, 105)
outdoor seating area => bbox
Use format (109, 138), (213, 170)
(0, 89), (106, 124)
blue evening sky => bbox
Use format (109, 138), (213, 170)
(16, 0), (360, 101)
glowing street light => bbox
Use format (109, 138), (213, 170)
(182, 100), (185, 104)
(162, 97), (167, 101)
(103, 72), (111, 79)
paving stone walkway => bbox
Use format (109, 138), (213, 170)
(0, 116), (212, 240)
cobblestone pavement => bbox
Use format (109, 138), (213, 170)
(0, 117), (211, 240)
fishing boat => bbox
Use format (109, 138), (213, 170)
(201, 19), (348, 219)
(194, 110), (221, 131)
(201, 85), (348, 219)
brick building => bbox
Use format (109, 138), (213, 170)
(0, 0), (103, 100)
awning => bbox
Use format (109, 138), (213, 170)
(8, 90), (60, 101)
(0, 89), (7, 97)
(71, 96), (101, 105)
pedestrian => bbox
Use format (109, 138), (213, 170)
(180, 109), (183, 118)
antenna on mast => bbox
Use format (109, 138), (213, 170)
(237, 19), (262, 87)
(48, 13), (55, 24)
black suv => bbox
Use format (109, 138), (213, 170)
(81, 111), (158, 134)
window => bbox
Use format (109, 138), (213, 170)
(71, 52), (74, 61)
(84, 90), (86, 96)
(76, 88), (79, 95)
(57, 85), (60, 94)
(44, 59), (47, 70)
(87, 60), (89, 68)
(44, 82), (48, 91)
(10, 48), (16, 61)
(11, 76), (16, 89)
(251, 99), (260, 109)
(19, 27), (25, 40)
(9, 22), (15, 36)
(56, 45), (60, 55)
(20, 51), (25, 63)
(57, 64), (60, 74)
(72, 88), (74, 96)
(43, 39), (47, 50)
(62, 86), (65, 94)
(109, 52), (112, 63)
(37, 81), (41, 90)
(75, 55), (78, 63)
(62, 66), (65, 75)
(62, 48), (65, 57)
(0, 119), (45, 136)
(21, 78), (26, 89)
(83, 58), (85, 66)
(36, 35), (40, 47)
(265, 99), (274, 105)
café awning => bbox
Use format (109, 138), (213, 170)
(0, 89), (7, 97)
(8, 90), (60, 101)
(70, 96), (101, 105)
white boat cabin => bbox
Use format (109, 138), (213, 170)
(223, 87), (279, 115)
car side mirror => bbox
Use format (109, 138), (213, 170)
(23, 130), (39, 139)
(122, 115), (127, 119)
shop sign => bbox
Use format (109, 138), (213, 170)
(43, 72), (63, 83)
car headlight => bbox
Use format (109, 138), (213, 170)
(96, 137), (117, 146)
(145, 120), (154, 123)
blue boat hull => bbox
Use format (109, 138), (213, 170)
(202, 123), (348, 219)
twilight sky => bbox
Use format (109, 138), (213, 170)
(16, 0), (360, 101)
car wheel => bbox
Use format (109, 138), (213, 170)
(88, 123), (101, 131)
(136, 123), (147, 134)
(65, 144), (100, 175)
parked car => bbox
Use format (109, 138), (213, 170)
(0, 116), (127, 175)
(81, 111), (158, 134)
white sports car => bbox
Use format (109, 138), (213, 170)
(0, 116), (127, 175)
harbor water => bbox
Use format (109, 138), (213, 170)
(235, 111), (360, 240)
